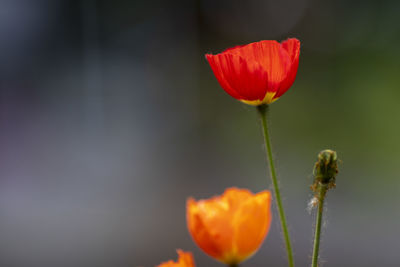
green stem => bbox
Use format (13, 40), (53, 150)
(256, 104), (294, 267)
(311, 185), (327, 267)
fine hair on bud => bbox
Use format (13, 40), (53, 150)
(311, 149), (338, 194)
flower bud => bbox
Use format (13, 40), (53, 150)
(312, 149), (338, 192)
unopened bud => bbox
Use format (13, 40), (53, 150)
(311, 149), (338, 192)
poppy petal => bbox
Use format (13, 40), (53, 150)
(187, 188), (272, 265)
(206, 53), (269, 101)
(206, 38), (300, 105)
(275, 38), (300, 98)
(224, 40), (292, 93)
(187, 198), (233, 261)
(157, 250), (196, 267)
(177, 250), (196, 267)
(233, 191), (271, 260)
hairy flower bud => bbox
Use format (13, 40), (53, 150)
(311, 149), (338, 192)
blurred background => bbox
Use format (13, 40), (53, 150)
(0, 0), (399, 266)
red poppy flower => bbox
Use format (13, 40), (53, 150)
(206, 38), (300, 105)
(156, 250), (196, 267)
(187, 188), (272, 265)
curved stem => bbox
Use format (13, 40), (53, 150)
(256, 104), (294, 267)
(311, 185), (327, 267)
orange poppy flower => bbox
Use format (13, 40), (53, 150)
(206, 38), (300, 105)
(186, 188), (272, 265)
(156, 250), (195, 267)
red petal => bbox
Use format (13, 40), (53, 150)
(275, 38), (300, 98)
(206, 53), (268, 101)
(223, 40), (292, 93)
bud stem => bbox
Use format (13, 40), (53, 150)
(311, 184), (327, 267)
(310, 149), (338, 267)
(228, 264), (239, 267)
(257, 104), (294, 267)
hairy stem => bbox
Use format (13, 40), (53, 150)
(257, 104), (294, 267)
(311, 185), (327, 267)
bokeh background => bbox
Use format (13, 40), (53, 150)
(0, 0), (399, 266)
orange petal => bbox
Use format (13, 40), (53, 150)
(186, 188), (272, 265)
(187, 197), (233, 261)
(233, 191), (272, 261)
(156, 250), (196, 267)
